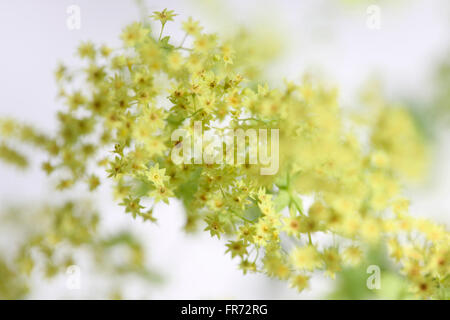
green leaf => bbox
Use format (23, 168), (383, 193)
(274, 172), (288, 189)
(274, 190), (290, 212)
(159, 36), (174, 50)
(291, 193), (304, 214)
(244, 204), (262, 221)
(175, 167), (202, 206)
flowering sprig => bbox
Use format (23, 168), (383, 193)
(151, 8), (177, 40)
(0, 9), (448, 299)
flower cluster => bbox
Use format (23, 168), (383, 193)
(0, 201), (157, 299)
(0, 9), (448, 299)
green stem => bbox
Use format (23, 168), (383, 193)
(158, 23), (166, 41)
(176, 47), (193, 52)
(231, 210), (253, 223)
(291, 196), (304, 216)
(253, 248), (260, 263)
(308, 232), (313, 245)
(177, 32), (188, 48)
(186, 108), (203, 119)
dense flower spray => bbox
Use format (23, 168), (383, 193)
(0, 9), (448, 299)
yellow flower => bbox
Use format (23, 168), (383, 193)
(289, 274), (310, 292)
(239, 259), (257, 275)
(290, 245), (323, 271)
(387, 238), (403, 262)
(141, 106), (166, 130)
(343, 246), (363, 266)
(100, 45), (112, 57)
(238, 224), (255, 242)
(182, 17), (202, 36)
(121, 22), (149, 47)
(392, 197), (410, 215)
(322, 247), (341, 279)
(263, 253), (290, 280)
(87, 175), (100, 191)
(225, 240), (248, 258)
(204, 215), (225, 239)
(149, 185), (174, 204)
(282, 216), (301, 237)
(360, 218), (381, 243)
(77, 41), (95, 59)
(167, 51), (183, 71)
(151, 9), (177, 25)
(194, 34), (216, 54)
(147, 163), (170, 186)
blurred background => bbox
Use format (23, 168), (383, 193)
(0, 0), (449, 299)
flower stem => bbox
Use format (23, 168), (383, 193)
(158, 23), (166, 41)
